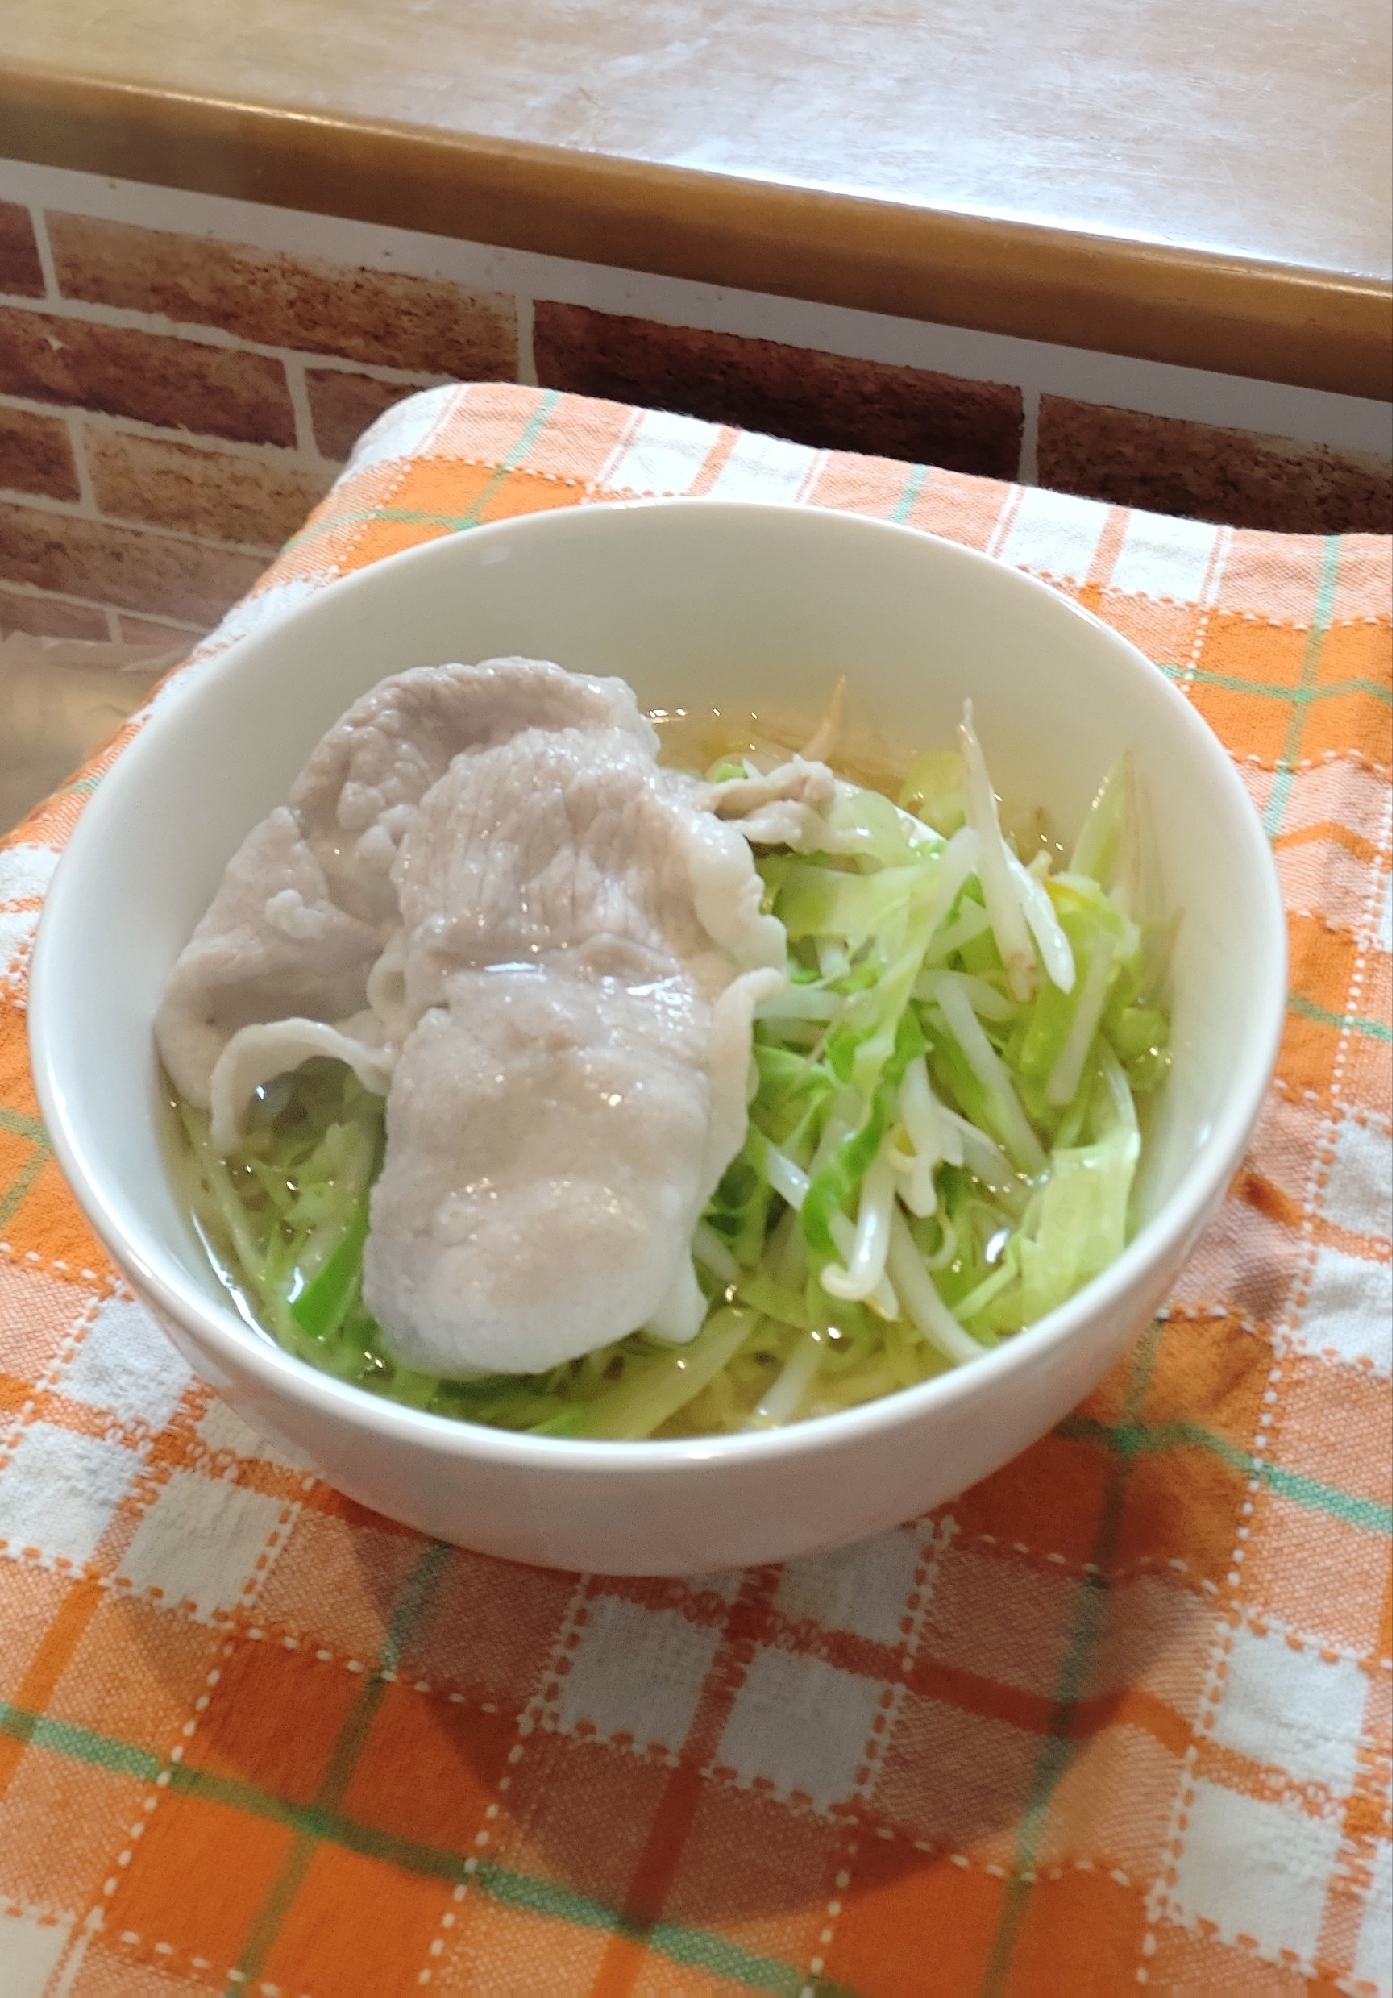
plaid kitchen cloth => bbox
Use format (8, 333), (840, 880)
(0, 383), (1388, 1998)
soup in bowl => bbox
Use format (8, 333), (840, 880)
(28, 500), (1284, 1574)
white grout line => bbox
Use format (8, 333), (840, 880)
(0, 575), (202, 634)
(64, 409), (100, 518)
(0, 577), (95, 609)
(0, 284), (457, 390)
(0, 482), (86, 518)
(112, 612), (207, 636)
(26, 204), (60, 304)
(515, 295), (538, 388)
(1018, 385), (1041, 485)
(280, 355), (320, 460)
(0, 482), (280, 558)
(0, 388), (337, 475)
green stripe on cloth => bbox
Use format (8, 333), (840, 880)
(283, 389), (563, 558)
(476, 1862), (851, 1995)
(16, 772), (104, 809)
(227, 1538), (454, 1991)
(1288, 992), (1393, 1046)
(0, 1106), (45, 1142)
(289, 458), (934, 574)
(429, 388), (561, 530)
(283, 505), (502, 551)
(0, 1692), (840, 1996)
(1155, 665), (1390, 708)
(889, 464), (929, 523)
(977, 1321), (1165, 1995)
(1058, 1415), (1392, 1536)
(0, 1130), (50, 1233)
(1263, 538), (1341, 837)
(0, 1702), (162, 1781)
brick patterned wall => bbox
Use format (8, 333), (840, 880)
(0, 201), (512, 643)
(0, 190), (1388, 647)
(532, 304), (1025, 477)
(1036, 397), (1393, 534)
(532, 308), (1391, 537)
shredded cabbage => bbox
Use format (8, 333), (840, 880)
(171, 711), (1172, 1440)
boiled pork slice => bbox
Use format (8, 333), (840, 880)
(364, 723), (781, 1374)
(156, 658), (647, 1131)
(155, 657), (834, 1378)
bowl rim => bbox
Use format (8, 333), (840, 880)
(29, 497), (1288, 1475)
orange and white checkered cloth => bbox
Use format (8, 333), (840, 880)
(1, 384), (1389, 1998)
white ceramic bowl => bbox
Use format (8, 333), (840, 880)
(29, 501), (1285, 1575)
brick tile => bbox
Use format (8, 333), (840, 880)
(0, 500), (264, 624)
(305, 368), (423, 460)
(0, 582), (109, 639)
(115, 612), (204, 646)
(87, 426), (332, 548)
(49, 212), (516, 377)
(534, 302), (1023, 475)
(1038, 396), (1393, 534)
(0, 406), (79, 500)
(0, 202), (44, 298)
(0, 306), (295, 446)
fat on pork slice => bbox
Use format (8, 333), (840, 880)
(156, 657), (835, 1377)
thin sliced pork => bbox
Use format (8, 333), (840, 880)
(156, 657), (829, 1377)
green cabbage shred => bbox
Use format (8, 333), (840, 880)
(173, 732), (1172, 1440)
